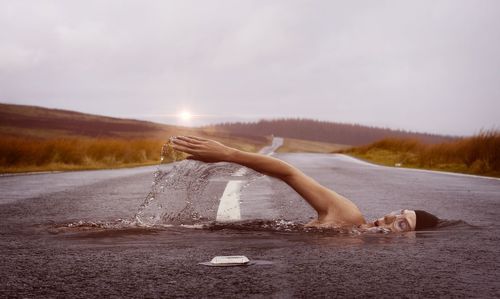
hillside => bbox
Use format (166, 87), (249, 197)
(0, 103), (186, 139)
(0, 103), (270, 173)
(206, 119), (454, 146)
(0, 103), (269, 146)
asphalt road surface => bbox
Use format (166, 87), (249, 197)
(1, 144), (500, 298)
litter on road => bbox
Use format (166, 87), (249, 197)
(199, 255), (274, 267)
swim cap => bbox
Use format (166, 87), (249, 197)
(414, 210), (439, 230)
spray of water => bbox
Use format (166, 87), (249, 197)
(132, 138), (263, 227)
(51, 138), (263, 232)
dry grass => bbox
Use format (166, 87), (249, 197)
(0, 135), (266, 174)
(276, 138), (351, 153)
(0, 137), (168, 173)
(344, 130), (500, 177)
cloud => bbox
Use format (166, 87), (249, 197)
(0, 0), (499, 135)
(0, 43), (43, 70)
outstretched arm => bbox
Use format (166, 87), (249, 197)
(171, 136), (365, 224)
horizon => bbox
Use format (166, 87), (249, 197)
(1, 101), (467, 137)
(1, 1), (499, 136)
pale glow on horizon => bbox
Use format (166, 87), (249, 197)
(178, 110), (193, 121)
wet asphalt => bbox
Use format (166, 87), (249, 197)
(1, 153), (500, 298)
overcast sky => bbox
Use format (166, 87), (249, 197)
(1, 0), (499, 135)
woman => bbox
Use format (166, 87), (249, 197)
(171, 136), (439, 232)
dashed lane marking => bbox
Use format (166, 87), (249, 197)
(216, 137), (283, 222)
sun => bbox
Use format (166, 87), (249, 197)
(178, 110), (192, 121)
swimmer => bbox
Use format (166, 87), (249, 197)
(171, 136), (439, 232)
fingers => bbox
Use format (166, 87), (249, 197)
(171, 144), (196, 155)
(171, 137), (200, 152)
(174, 136), (205, 145)
(187, 135), (208, 142)
(170, 135), (210, 155)
(171, 137), (198, 148)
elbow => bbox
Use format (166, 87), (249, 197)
(255, 158), (299, 182)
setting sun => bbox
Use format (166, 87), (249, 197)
(178, 111), (192, 121)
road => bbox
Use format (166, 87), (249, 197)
(1, 140), (500, 298)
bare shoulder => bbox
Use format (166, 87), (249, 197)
(322, 190), (366, 226)
(285, 169), (366, 226)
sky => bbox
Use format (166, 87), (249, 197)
(1, 0), (499, 136)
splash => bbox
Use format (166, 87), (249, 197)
(132, 139), (263, 227)
(48, 218), (396, 236)
(51, 138), (264, 232)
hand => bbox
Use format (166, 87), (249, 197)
(171, 136), (236, 163)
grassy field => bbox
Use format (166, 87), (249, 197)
(343, 130), (500, 177)
(0, 136), (266, 174)
(0, 138), (164, 173)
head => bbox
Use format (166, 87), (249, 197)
(371, 209), (439, 232)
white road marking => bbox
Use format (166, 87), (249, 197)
(334, 154), (381, 167)
(215, 180), (245, 221)
(338, 154), (500, 181)
(216, 137), (283, 222)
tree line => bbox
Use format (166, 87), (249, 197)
(204, 118), (454, 146)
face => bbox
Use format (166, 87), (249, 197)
(371, 209), (416, 232)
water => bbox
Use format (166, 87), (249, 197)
(55, 140), (267, 231)
(52, 140), (474, 235)
(133, 140), (268, 226)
